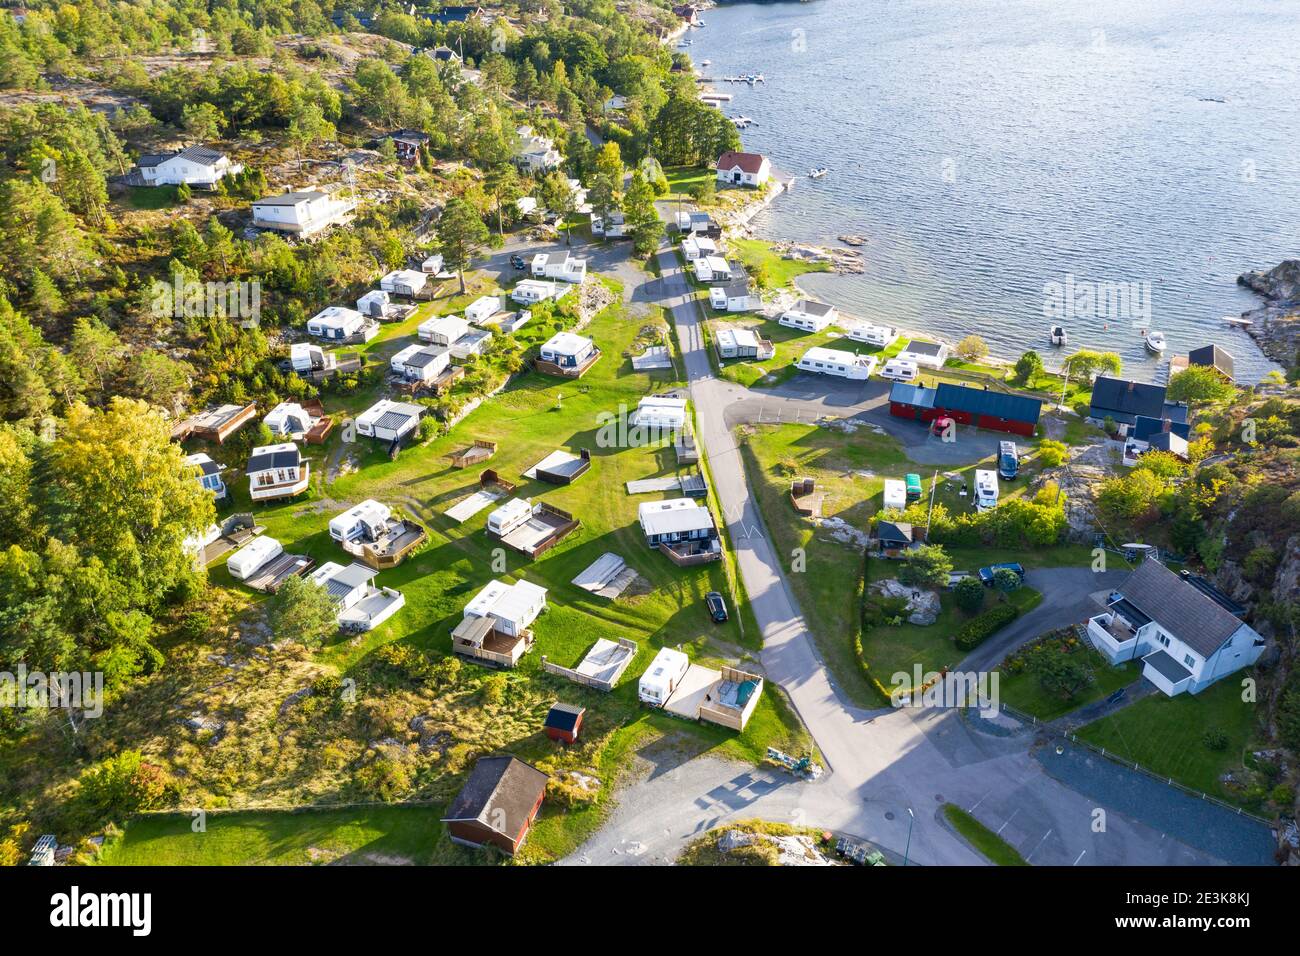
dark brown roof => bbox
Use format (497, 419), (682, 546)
(1115, 558), (1245, 658)
(441, 755), (548, 837)
(1187, 344), (1235, 381)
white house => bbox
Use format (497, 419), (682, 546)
(418, 314), (470, 347)
(355, 399), (423, 443)
(715, 327), (774, 361)
(897, 340), (950, 368)
(356, 289), (390, 319)
(252, 189), (357, 237)
(511, 279), (569, 305)
(263, 402), (317, 440)
(515, 196), (539, 219)
(134, 144), (242, 188)
(709, 281), (756, 312)
(636, 498), (718, 548)
(843, 322), (899, 348)
(308, 561), (405, 632)
(465, 296), (503, 325)
(780, 299), (838, 333)
(450, 328), (493, 359)
(421, 253), (446, 275)
(539, 331), (597, 370)
(463, 578), (548, 638)
(631, 395), (688, 430)
(379, 269), (428, 297)
(245, 442), (309, 501)
(390, 343), (450, 383)
(715, 150), (772, 188)
(531, 250), (587, 283)
(514, 125), (562, 173)
(185, 452), (228, 499)
(290, 342), (334, 375)
(307, 306), (376, 343)
(796, 346), (877, 381)
(693, 255), (732, 283)
(681, 235), (718, 261)
(1086, 558), (1265, 697)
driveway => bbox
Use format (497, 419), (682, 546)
(559, 241), (1275, 867)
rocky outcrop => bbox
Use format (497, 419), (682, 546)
(1238, 260), (1300, 368)
(874, 578), (941, 626)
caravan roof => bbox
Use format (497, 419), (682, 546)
(329, 499), (391, 540)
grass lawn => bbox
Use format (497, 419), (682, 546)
(1076, 677), (1262, 802)
(942, 804), (1028, 865)
(123, 185), (181, 209)
(160, 295), (810, 863)
(729, 237), (830, 289)
(664, 164), (712, 195)
(998, 635), (1139, 721)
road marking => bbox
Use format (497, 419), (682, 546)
(1072, 849), (1087, 866)
(1024, 828), (1052, 862)
(968, 790), (992, 813)
(994, 808), (1019, 835)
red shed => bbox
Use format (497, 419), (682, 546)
(442, 755), (548, 855)
(543, 702), (585, 744)
(888, 382), (1040, 438)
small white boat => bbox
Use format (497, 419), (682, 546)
(700, 59), (710, 67)
(808, 167), (828, 179)
(1049, 325), (1068, 346)
(1144, 331), (1167, 354)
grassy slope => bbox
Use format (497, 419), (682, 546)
(942, 804), (1028, 865)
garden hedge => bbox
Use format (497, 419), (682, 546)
(954, 603), (1021, 651)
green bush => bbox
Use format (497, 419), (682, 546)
(1202, 726), (1229, 751)
(954, 603), (1020, 651)
(952, 576), (986, 614)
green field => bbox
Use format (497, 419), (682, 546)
(664, 164), (713, 195)
(728, 237), (830, 289)
(1076, 677), (1262, 802)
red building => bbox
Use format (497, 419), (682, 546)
(442, 755), (548, 855)
(543, 703), (585, 745)
(888, 382), (1041, 437)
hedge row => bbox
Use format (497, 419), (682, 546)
(954, 602), (1021, 651)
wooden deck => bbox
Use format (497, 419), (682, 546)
(243, 553), (315, 593)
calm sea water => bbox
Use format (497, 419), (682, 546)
(686, 0), (1300, 382)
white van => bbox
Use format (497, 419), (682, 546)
(639, 647), (690, 706)
(882, 479), (907, 511)
(974, 469), (999, 512)
(879, 359), (919, 383)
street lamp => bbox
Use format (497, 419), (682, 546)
(903, 807), (915, 866)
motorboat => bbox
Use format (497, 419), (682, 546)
(808, 167), (829, 179)
(1049, 325), (1067, 346)
(1144, 330), (1167, 354)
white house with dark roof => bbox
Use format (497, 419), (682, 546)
(355, 399), (423, 443)
(514, 125), (562, 173)
(134, 145), (242, 188)
(897, 340), (950, 369)
(390, 342), (450, 383)
(780, 299), (837, 332)
(246, 442), (309, 501)
(184, 452), (228, 499)
(715, 150), (772, 188)
(252, 189), (357, 236)
(307, 305), (377, 343)
(1086, 557), (1265, 696)
(309, 561), (405, 632)
(709, 280), (756, 313)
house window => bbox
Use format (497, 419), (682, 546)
(1158, 634), (1170, 648)
(1183, 654), (1195, 668)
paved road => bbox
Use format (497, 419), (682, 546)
(559, 245), (1267, 867)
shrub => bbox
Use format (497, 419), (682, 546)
(896, 543), (953, 590)
(1202, 726), (1229, 751)
(480, 673), (508, 706)
(954, 603), (1020, 651)
(992, 567), (1023, 593)
(1037, 439), (1067, 467)
(952, 576), (986, 614)
(76, 751), (175, 825)
(355, 756), (411, 802)
(954, 335), (988, 363)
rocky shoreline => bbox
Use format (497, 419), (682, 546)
(1237, 259), (1300, 369)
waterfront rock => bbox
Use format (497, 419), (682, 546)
(1238, 259), (1300, 301)
(1238, 260), (1300, 368)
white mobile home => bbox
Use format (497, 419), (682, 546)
(639, 647), (690, 705)
(878, 359), (919, 383)
(245, 443), (309, 501)
(418, 314), (470, 347)
(356, 289), (391, 318)
(227, 536), (283, 580)
(796, 347), (877, 381)
(714, 327), (774, 361)
(309, 561), (405, 632)
(465, 296), (503, 325)
(355, 399), (423, 444)
(379, 269), (428, 297)
(844, 323), (899, 348)
(511, 279), (569, 305)
(631, 395), (689, 430)
(290, 342), (333, 374)
(263, 402), (316, 440)
(421, 253), (445, 275)
(974, 469), (999, 512)
(780, 299), (837, 333)
(531, 250), (587, 283)
(329, 499), (393, 543)
(539, 331), (597, 371)
(450, 328), (493, 359)
(307, 306), (375, 343)
(693, 255), (732, 283)
(486, 498), (534, 538)
(463, 578), (548, 638)
(681, 235), (718, 261)
(882, 479), (907, 511)
(390, 343), (450, 383)
(709, 281), (756, 312)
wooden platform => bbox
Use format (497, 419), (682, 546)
(244, 553), (314, 593)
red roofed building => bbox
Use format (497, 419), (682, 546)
(716, 151), (772, 188)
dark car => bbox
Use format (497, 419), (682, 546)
(977, 563), (1025, 587)
(509, 254), (527, 270)
(705, 591), (729, 623)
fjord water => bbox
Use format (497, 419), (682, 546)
(688, 0), (1300, 382)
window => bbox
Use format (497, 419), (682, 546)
(1158, 634), (1170, 648)
(1183, 654), (1195, 668)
